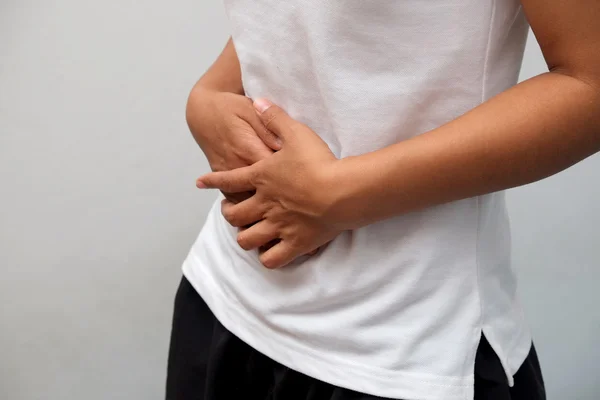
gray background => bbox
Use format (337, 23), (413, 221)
(1, 1), (598, 399)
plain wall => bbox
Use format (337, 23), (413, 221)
(1, 1), (598, 399)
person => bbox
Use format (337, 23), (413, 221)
(166, 1), (600, 399)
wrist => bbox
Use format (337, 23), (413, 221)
(326, 155), (377, 230)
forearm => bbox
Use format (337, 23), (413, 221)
(194, 37), (244, 95)
(335, 71), (600, 227)
(185, 37), (279, 185)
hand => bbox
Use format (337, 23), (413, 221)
(196, 99), (354, 269)
(186, 86), (281, 203)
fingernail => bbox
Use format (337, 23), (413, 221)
(196, 180), (207, 188)
(253, 98), (272, 114)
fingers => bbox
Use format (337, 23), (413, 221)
(253, 98), (297, 143)
(244, 106), (283, 152)
(222, 191), (254, 205)
(197, 164), (257, 193)
(306, 241), (330, 256)
(259, 238), (280, 253)
(221, 197), (265, 228)
(259, 240), (299, 269)
(236, 220), (279, 251)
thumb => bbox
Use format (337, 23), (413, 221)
(253, 98), (296, 142)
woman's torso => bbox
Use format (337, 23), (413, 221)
(184, 2), (532, 399)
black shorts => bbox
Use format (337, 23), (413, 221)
(166, 277), (546, 400)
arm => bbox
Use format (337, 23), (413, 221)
(196, 0), (600, 268)
(186, 38), (280, 203)
(193, 37), (244, 95)
(332, 0), (600, 226)
(186, 37), (279, 155)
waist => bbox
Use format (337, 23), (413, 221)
(190, 194), (508, 315)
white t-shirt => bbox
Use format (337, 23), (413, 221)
(183, 1), (532, 399)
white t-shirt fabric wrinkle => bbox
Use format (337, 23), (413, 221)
(183, 1), (532, 399)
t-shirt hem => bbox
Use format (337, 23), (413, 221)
(182, 254), (474, 400)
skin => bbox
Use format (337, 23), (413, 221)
(197, 0), (600, 269)
(186, 38), (280, 204)
(187, 39), (319, 255)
